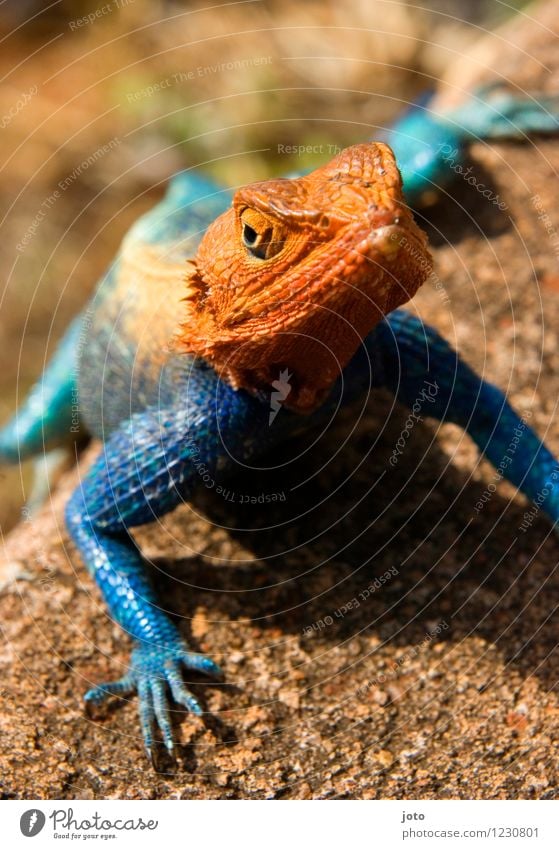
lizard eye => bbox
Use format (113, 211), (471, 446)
(240, 209), (285, 260)
(242, 223), (260, 250)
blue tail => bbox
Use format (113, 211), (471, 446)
(384, 82), (559, 206)
(0, 315), (83, 463)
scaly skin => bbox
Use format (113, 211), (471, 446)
(2, 139), (559, 762)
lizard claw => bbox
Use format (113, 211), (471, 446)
(83, 640), (223, 757)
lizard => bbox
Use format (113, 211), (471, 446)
(2, 140), (559, 762)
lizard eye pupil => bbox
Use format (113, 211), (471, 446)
(242, 224), (258, 247)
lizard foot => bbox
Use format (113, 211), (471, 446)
(84, 640), (223, 757)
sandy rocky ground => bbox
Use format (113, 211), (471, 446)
(2, 2), (559, 800)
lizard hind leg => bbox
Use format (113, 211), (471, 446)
(0, 315), (84, 465)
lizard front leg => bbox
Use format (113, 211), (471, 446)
(373, 310), (559, 522)
(66, 493), (219, 756)
(65, 372), (269, 757)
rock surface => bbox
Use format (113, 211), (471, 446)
(1, 2), (559, 801)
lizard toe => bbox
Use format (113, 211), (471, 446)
(84, 672), (136, 709)
(150, 679), (175, 753)
(137, 677), (155, 753)
(179, 650), (224, 680)
(166, 662), (204, 715)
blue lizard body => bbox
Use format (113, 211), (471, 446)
(2, 87), (559, 759)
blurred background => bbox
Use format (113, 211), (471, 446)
(0, 0), (529, 532)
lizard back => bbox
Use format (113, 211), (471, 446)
(78, 173), (232, 438)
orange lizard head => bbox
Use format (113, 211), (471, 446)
(177, 142), (432, 413)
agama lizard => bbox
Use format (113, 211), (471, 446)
(2, 139), (559, 761)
